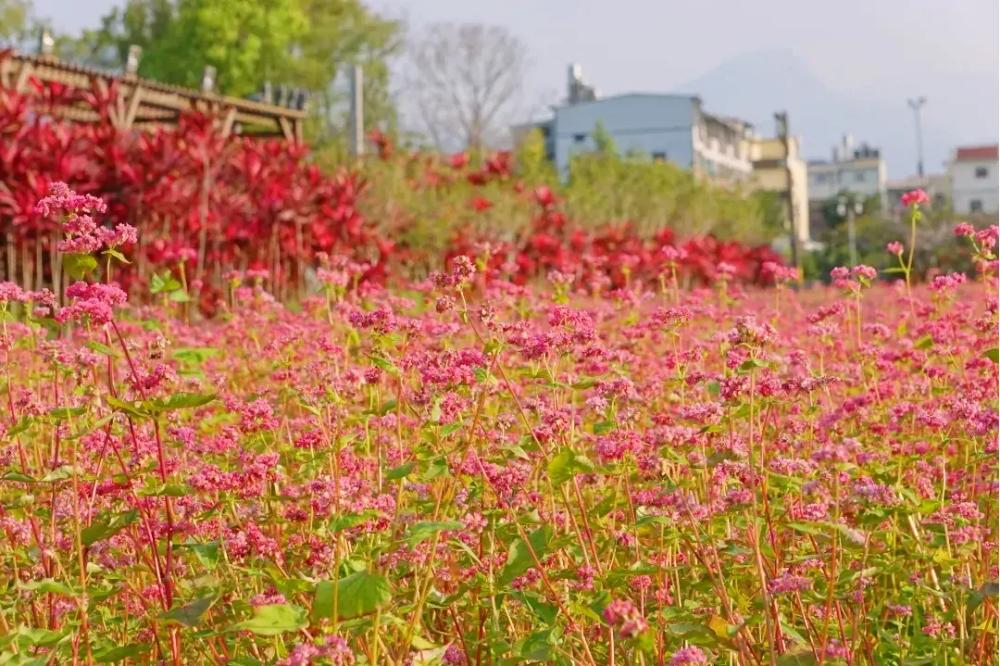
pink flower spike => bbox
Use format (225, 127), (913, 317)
(900, 188), (929, 208)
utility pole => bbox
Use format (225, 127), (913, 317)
(907, 97), (926, 177)
(349, 64), (364, 157)
(838, 195), (864, 266)
(775, 111), (799, 268)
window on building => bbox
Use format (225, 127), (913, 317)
(651, 151), (666, 162)
(573, 133), (586, 144)
(854, 171), (866, 183)
(975, 166), (989, 178)
(970, 199), (983, 213)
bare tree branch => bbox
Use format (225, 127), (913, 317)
(402, 23), (527, 151)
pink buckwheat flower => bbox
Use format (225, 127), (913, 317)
(954, 222), (975, 237)
(669, 646), (708, 665)
(57, 282), (128, 325)
(900, 188), (929, 207)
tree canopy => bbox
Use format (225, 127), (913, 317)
(64, 0), (401, 141)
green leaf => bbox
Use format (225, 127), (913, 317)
(511, 592), (557, 625)
(150, 272), (182, 294)
(168, 289), (191, 303)
(85, 341), (119, 357)
(592, 420), (616, 435)
(317, 571), (392, 620)
(232, 603), (307, 636)
(94, 644), (149, 663)
(19, 579), (77, 596)
(985, 348), (999, 364)
(40, 465), (80, 482)
(914, 335), (934, 350)
(547, 447), (595, 487)
(1, 471), (35, 483)
(405, 521), (462, 546)
(162, 596), (215, 628)
(665, 622), (711, 638)
(172, 347), (220, 365)
(367, 353), (399, 375)
(707, 614), (730, 640)
(776, 648), (818, 665)
(48, 406), (86, 420)
(101, 248), (131, 265)
(421, 457), (449, 481)
(6, 416), (32, 438)
(177, 541), (220, 569)
(786, 522), (825, 536)
(312, 580), (335, 620)
(738, 358), (769, 373)
(137, 483), (190, 497)
(968, 581), (999, 613)
(15, 626), (69, 647)
(145, 392), (216, 413)
(81, 510), (139, 546)
(330, 511), (376, 532)
(499, 525), (553, 586)
(63, 253), (98, 280)
(385, 462), (414, 481)
(439, 422), (462, 436)
(106, 396), (150, 419)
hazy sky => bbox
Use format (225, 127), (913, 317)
(32, 0), (1000, 174)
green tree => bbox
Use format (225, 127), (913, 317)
(281, 0), (402, 143)
(562, 148), (771, 242)
(513, 128), (556, 186)
(591, 120), (616, 155)
(81, 0), (176, 68)
(0, 0), (30, 46)
(134, 0), (306, 96)
(81, 0), (401, 142)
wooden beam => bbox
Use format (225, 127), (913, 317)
(221, 106), (237, 137)
(123, 85), (143, 129)
(2, 52), (308, 142)
(277, 116), (294, 142)
(93, 78), (122, 127)
(0, 57), (11, 88)
(14, 61), (32, 93)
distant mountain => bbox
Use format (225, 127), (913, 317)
(674, 49), (996, 178)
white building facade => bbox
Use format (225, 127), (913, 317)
(806, 137), (887, 208)
(949, 145), (999, 215)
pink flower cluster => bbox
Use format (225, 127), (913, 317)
(56, 282), (129, 325)
(602, 598), (648, 638)
(900, 188), (930, 208)
(831, 265), (878, 289)
(34, 182), (137, 255)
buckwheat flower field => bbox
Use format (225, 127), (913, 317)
(0, 186), (997, 665)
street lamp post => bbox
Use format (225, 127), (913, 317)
(907, 97), (927, 177)
(774, 111), (799, 268)
(838, 195), (864, 266)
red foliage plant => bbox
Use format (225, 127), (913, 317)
(2, 58), (784, 314)
(1, 53), (384, 311)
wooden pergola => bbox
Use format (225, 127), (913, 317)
(0, 51), (306, 142)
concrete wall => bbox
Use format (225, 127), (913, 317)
(807, 158), (886, 206)
(950, 159), (999, 214)
(552, 94), (697, 174)
(751, 137), (810, 242)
